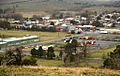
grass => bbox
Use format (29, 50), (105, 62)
(87, 47), (115, 58)
(1, 0), (120, 17)
(0, 66), (120, 76)
(83, 6), (120, 14)
(0, 30), (69, 41)
(37, 58), (64, 67)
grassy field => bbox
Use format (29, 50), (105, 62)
(0, 30), (69, 41)
(37, 58), (64, 67)
(0, 66), (120, 76)
(23, 46), (115, 68)
(87, 47), (115, 58)
(83, 6), (120, 14)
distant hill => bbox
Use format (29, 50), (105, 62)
(0, 0), (120, 17)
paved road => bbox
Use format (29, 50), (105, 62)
(82, 58), (104, 63)
(19, 34), (80, 47)
(22, 38), (65, 47)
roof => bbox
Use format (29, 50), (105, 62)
(75, 25), (95, 28)
(0, 35), (39, 44)
(0, 41), (7, 45)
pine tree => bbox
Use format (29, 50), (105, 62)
(47, 47), (55, 59)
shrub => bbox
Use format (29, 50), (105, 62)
(103, 45), (120, 70)
(31, 48), (37, 56)
(22, 56), (37, 65)
(0, 21), (11, 29)
(1, 48), (22, 65)
(31, 47), (46, 58)
(38, 46), (46, 58)
(47, 47), (55, 59)
(63, 38), (81, 66)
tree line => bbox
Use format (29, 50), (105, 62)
(0, 38), (120, 70)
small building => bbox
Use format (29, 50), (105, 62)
(75, 25), (96, 32)
(0, 40), (7, 51)
(0, 35), (39, 51)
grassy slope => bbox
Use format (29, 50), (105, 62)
(0, 46), (118, 76)
(1, 0), (120, 17)
(0, 30), (68, 41)
(83, 6), (120, 14)
(0, 66), (120, 76)
(0, 0), (75, 11)
(88, 47), (115, 58)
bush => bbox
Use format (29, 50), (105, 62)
(22, 56), (37, 65)
(31, 47), (46, 58)
(47, 47), (55, 59)
(64, 38), (81, 66)
(38, 46), (46, 58)
(103, 45), (120, 70)
(1, 48), (22, 65)
(0, 21), (11, 29)
(92, 20), (103, 27)
(31, 48), (37, 56)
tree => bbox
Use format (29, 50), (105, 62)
(0, 21), (11, 29)
(50, 22), (54, 25)
(32, 15), (43, 21)
(0, 9), (3, 14)
(11, 13), (23, 20)
(64, 38), (78, 54)
(51, 12), (63, 19)
(81, 42), (88, 57)
(92, 20), (103, 27)
(38, 46), (45, 58)
(31, 48), (37, 57)
(47, 24), (56, 32)
(103, 45), (120, 70)
(59, 50), (63, 59)
(47, 47), (55, 59)
(81, 11), (89, 18)
(96, 16), (101, 20)
(63, 38), (80, 66)
(1, 47), (22, 65)
(22, 56), (37, 65)
(59, 13), (63, 19)
(1, 47), (37, 66)
(14, 48), (22, 65)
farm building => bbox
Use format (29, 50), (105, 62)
(0, 39), (7, 51)
(0, 35), (39, 51)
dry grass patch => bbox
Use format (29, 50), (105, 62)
(0, 66), (120, 76)
(0, 30), (68, 41)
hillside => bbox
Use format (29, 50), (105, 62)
(0, 66), (120, 76)
(0, 0), (120, 13)
(0, 0), (120, 17)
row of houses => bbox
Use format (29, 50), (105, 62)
(98, 12), (120, 27)
(6, 12), (120, 33)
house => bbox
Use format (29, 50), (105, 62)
(68, 25), (83, 34)
(42, 16), (50, 20)
(75, 25), (96, 32)
(9, 20), (21, 24)
(60, 23), (72, 32)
